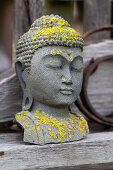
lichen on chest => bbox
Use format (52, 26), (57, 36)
(15, 110), (89, 145)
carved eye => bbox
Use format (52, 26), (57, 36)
(71, 66), (82, 72)
(71, 56), (83, 72)
(45, 56), (63, 69)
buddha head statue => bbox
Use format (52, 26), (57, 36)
(15, 15), (89, 145)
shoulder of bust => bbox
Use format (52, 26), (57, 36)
(15, 111), (33, 127)
(70, 112), (89, 132)
(15, 111), (45, 145)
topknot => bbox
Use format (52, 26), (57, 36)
(31, 14), (70, 30)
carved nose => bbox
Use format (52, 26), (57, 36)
(62, 74), (72, 85)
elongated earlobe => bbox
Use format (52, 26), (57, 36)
(22, 89), (33, 111)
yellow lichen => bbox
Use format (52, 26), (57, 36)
(69, 51), (73, 61)
(15, 109), (89, 142)
(50, 49), (63, 56)
(50, 48), (79, 62)
(25, 15), (83, 52)
(31, 26), (82, 44)
(16, 15), (83, 72)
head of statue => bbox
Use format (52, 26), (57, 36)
(15, 14), (83, 111)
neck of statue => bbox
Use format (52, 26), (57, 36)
(31, 100), (70, 118)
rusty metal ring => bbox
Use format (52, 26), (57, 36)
(82, 25), (113, 39)
(75, 25), (113, 127)
(76, 55), (113, 127)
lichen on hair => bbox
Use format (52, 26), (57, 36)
(16, 14), (83, 72)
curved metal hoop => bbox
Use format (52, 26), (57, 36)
(75, 25), (113, 127)
(82, 25), (113, 39)
(76, 55), (113, 127)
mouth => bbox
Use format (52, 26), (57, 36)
(60, 88), (73, 95)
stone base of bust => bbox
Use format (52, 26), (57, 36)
(15, 110), (89, 145)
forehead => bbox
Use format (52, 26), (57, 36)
(33, 46), (83, 62)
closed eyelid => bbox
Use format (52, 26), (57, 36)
(71, 55), (83, 63)
(71, 57), (83, 70)
(71, 59), (83, 66)
(44, 55), (66, 67)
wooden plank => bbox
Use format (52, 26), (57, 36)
(13, 0), (44, 63)
(28, 0), (45, 24)
(0, 69), (22, 123)
(0, 40), (113, 123)
(0, 131), (113, 169)
(83, 0), (111, 41)
(0, 50), (11, 73)
(14, 0), (44, 43)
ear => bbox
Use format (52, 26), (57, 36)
(15, 61), (26, 91)
(15, 61), (33, 111)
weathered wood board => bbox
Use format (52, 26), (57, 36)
(0, 131), (113, 169)
(0, 69), (22, 123)
(83, 0), (111, 41)
(13, 0), (45, 63)
(0, 40), (113, 123)
(14, 0), (45, 43)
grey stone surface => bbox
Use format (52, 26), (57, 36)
(15, 15), (89, 145)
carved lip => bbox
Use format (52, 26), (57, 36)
(60, 88), (73, 95)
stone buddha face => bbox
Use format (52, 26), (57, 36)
(28, 46), (83, 108)
(15, 15), (88, 145)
